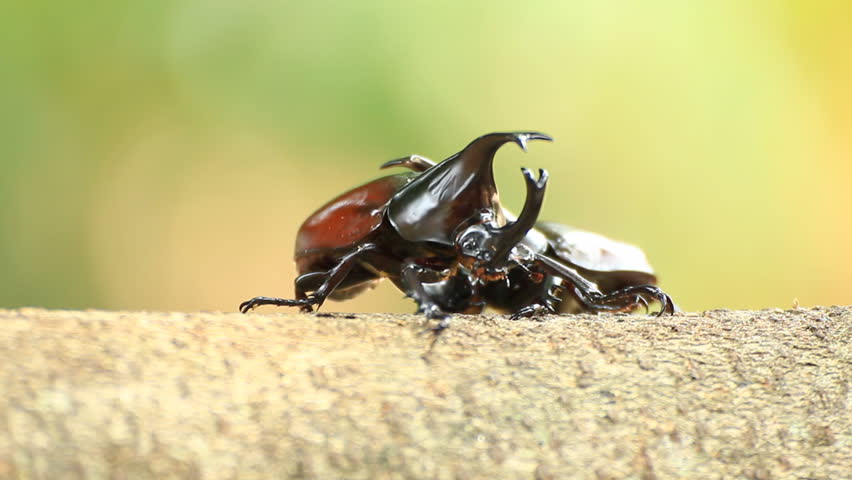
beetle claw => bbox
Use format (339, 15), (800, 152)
(416, 302), (449, 320)
(238, 295), (317, 313)
(568, 284), (675, 316)
(636, 295), (650, 314)
(509, 308), (531, 320)
(604, 285), (674, 316)
(418, 316), (450, 335)
(657, 293), (678, 316)
(509, 302), (554, 320)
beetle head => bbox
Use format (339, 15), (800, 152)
(454, 210), (507, 281)
(387, 132), (552, 245)
(455, 168), (549, 280)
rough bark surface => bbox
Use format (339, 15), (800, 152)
(0, 307), (849, 479)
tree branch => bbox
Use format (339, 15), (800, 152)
(1, 307), (849, 479)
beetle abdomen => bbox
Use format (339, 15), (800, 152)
(295, 174), (414, 259)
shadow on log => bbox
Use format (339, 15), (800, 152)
(0, 307), (850, 479)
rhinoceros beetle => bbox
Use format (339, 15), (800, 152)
(240, 132), (675, 328)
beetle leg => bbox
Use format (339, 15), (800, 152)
(533, 253), (675, 316)
(577, 285), (675, 316)
(401, 262), (451, 321)
(293, 272), (327, 313)
(507, 278), (563, 320)
(400, 259), (481, 337)
(239, 243), (379, 313)
(238, 296), (308, 313)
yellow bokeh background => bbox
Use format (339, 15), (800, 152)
(1, 2), (850, 313)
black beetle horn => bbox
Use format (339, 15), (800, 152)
(387, 132), (552, 244)
(491, 167), (549, 263)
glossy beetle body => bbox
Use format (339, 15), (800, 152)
(240, 132), (674, 324)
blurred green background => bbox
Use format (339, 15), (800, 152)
(1, 1), (850, 314)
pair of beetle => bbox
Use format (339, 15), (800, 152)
(241, 132), (675, 327)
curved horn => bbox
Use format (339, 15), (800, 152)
(387, 132), (552, 244)
(490, 168), (549, 263)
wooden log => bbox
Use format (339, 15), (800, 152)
(0, 307), (849, 479)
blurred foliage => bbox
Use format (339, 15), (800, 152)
(1, 1), (850, 313)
